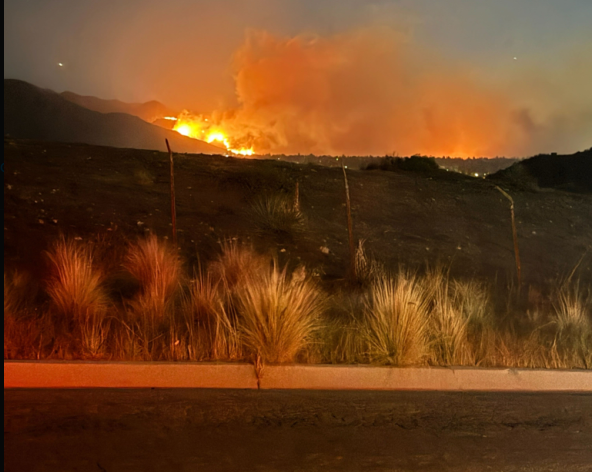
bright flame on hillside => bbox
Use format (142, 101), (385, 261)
(172, 114), (254, 156)
(175, 124), (192, 137)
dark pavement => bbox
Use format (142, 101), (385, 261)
(4, 389), (592, 471)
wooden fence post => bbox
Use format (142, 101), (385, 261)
(342, 160), (357, 280)
(166, 139), (178, 248)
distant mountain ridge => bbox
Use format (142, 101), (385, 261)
(4, 79), (223, 155)
(61, 91), (178, 123)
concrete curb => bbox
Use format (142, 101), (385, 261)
(261, 365), (592, 392)
(4, 361), (592, 391)
(3, 361), (258, 389)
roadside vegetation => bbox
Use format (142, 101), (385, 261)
(4, 237), (591, 369)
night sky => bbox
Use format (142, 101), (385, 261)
(4, 0), (592, 156)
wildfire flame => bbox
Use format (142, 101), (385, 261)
(172, 115), (254, 156)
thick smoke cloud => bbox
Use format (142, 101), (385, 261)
(192, 28), (590, 157)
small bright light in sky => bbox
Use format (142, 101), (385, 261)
(513, 57), (518, 60)
(58, 62), (64, 67)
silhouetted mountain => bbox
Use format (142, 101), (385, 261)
(4, 80), (223, 155)
(490, 149), (592, 193)
(61, 91), (178, 123)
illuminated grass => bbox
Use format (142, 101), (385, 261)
(210, 240), (270, 290)
(44, 240), (112, 358)
(46, 239), (108, 324)
(4, 271), (45, 360)
(122, 236), (183, 360)
(181, 272), (242, 361)
(361, 272), (430, 366)
(427, 271), (493, 366)
(551, 284), (592, 368)
(236, 262), (324, 364)
(3, 238), (591, 369)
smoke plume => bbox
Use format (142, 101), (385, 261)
(183, 28), (591, 157)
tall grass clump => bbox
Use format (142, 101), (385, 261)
(550, 284), (592, 368)
(124, 235), (182, 319)
(236, 263), (324, 364)
(46, 239), (108, 324)
(317, 290), (368, 364)
(181, 273), (242, 361)
(4, 271), (29, 318)
(210, 241), (270, 291)
(4, 272), (45, 359)
(493, 331), (556, 369)
(250, 192), (305, 238)
(45, 239), (111, 358)
(427, 271), (493, 366)
(361, 272), (430, 366)
(122, 235), (183, 360)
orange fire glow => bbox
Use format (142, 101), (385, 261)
(173, 115), (254, 156)
(161, 28), (588, 158)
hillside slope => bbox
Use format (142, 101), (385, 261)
(4, 139), (591, 288)
(490, 150), (592, 193)
(4, 80), (223, 155)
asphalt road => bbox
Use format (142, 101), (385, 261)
(4, 390), (592, 471)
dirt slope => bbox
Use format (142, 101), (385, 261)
(4, 80), (223, 155)
(4, 139), (592, 288)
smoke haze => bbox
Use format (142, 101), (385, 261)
(5, 0), (591, 157)
(180, 28), (591, 157)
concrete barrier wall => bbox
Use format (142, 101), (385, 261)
(4, 361), (592, 392)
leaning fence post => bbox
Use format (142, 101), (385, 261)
(496, 186), (521, 290)
(166, 139), (178, 248)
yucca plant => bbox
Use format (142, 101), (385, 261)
(250, 192), (305, 238)
(354, 240), (385, 288)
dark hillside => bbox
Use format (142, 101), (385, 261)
(60, 91), (178, 123)
(491, 150), (592, 193)
(4, 139), (592, 288)
(4, 80), (223, 155)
